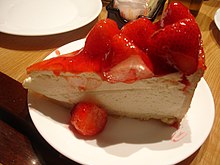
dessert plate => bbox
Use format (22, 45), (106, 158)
(0, 0), (102, 36)
(214, 8), (220, 30)
(28, 39), (215, 165)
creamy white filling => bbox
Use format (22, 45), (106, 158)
(23, 70), (202, 121)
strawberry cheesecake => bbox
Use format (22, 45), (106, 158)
(23, 2), (205, 124)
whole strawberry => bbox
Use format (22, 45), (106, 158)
(84, 19), (120, 60)
(159, 2), (195, 28)
(70, 102), (108, 136)
(147, 18), (201, 75)
(27, 19), (120, 74)
(121, 18), (157, 51)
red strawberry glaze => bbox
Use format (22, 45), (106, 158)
(55, 49), (61, 56)
(27, 13), (206, 83)
(83, 19), (120, 60)
(197, 46), (206, 71)
(27, 40), (205, 83)
(121, 17), (157, 51)
(27, 45), (205, 82)
(147, 18), (202, 76)
(179, 75), (191, 91)
(177, 46), (206, 91)
(27, 49), (101, 76)
(27, 36), (155, 83)
(102, 34), (154, 83)
(171, 129), (187, 142)
(159, 2), (195, 28)
(26, 19), (155, 83)
(27, 19), (120, 77)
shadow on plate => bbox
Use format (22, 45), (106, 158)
(28, 92), (71, 125)
(91, 116), (191, 157)
(0, 18), (97, 50)
(28, 91), (192, 158)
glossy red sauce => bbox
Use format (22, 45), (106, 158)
(27, 46), (206, 83)
(197, 47), (206, 71)
(27, 49), (101, 76)
(171, 121), (180, 129)
(27, 30), (206, 84)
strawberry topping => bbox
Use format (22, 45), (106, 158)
(27, 19), (120, 75)
(27, 2), (205, 80)
(147, 18), (201, 75)
(84, 19), (120, 61)
(102, 34), (154, 83)
(159, 2), (195, 28)
(121, 18), (157, 51)
(27, 50), (101, 75)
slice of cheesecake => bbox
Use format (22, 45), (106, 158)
(24, 68), (203, 124)
(23, 3), (206, 124)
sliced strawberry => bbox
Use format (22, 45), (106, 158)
(147, 18), (201, 75)
(102, 34), (154, 83)
(121, 18), (157, 51)
(84, 19), (120, 60)
(159, 2), (195, 28)
(171, 53), (198, 75)
(70, 102), (107, 136)
(146, 55), (177, 75)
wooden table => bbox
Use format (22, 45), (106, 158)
(0, 0), (220, 164)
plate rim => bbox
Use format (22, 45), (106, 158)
(0, 0), (102, 36)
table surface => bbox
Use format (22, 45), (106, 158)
(0, 0), (220, 164)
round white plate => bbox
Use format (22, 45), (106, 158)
(28, 39), (215, 165)
(214, 8), (220, 30)
(0, 0), (102, 36)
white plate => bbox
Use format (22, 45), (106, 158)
(214, 8), (220, 30)
(28, 39), (215, 165)
(0, 0), (102, 36)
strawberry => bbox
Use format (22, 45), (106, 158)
(70, 102), (108, 136)
(27, 19), (120, 75)
(84, 19), (120, 60)
(147, 18), (201, 75)
(159, 2), (195, 28)
(121, 18), (157, 51)
(171, 52), (198, 75)
(102, 34), (154, 83)
(145, 55), (177, 75)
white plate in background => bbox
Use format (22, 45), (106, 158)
(0, 0), (102, 36)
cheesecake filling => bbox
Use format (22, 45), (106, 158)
(24, 68), (203, 123)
